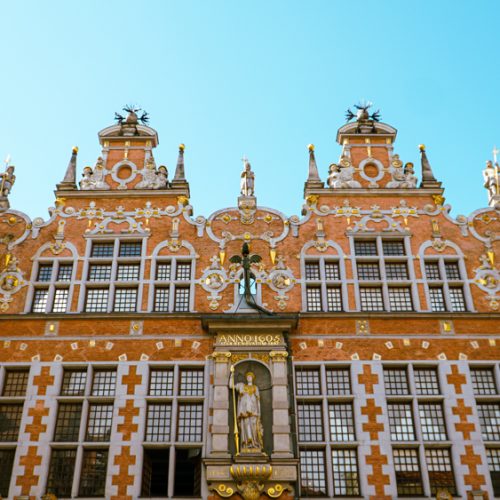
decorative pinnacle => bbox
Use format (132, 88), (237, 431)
(308, 144), (315, 152)
(179, 143), (185, 152)
(72, 146), (79, 154)
(418, 144), (426, 152)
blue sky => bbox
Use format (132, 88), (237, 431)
(1, 0), (499, 219)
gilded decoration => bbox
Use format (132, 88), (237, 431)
(230, 465), (272, 500)
(216, 333), (283, 347)
(0, 254), (25, 311)
(212, 351), (232, 363)
(269, 351), (288, 362)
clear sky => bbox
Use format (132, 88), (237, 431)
(1, 0), (499, 220)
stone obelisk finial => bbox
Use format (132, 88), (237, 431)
(57, 146), (78, 191)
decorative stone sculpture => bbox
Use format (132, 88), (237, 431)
(135, 158), (169, 189)
(240, 158), (255, 196)
(386, 161), (418, 188)
(230, 366), (264, 453)
(327, 160), (361, 189)
(483, 160), (499, 207)
(79, 158), (109, 190)
(0, 165), (16, 197)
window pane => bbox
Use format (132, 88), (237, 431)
(88, 264), (112, 281)
(384, 368), (409, 395)
(37, 264), (53, 281)
(429, 287), (446, 312)
(326, 368), (351, 395)
(145, 403), (172, 441)
(360, 287), (384, 311)
(156, 262), (171, 280)
(46, 448), (76, 497)
(179, 369), (204, 396)
(2, 370), (29, 396)
(177, 403), (203, 442)
(85, 288), (109, 312)
(325, 262), (340, 280)
(297, 403), (323, 442)
(113, 288), (137, 312)
(149, 369), (174, 396)
(414, 368), (440, 395)
(388, 287), (413, 311)
(92, 370), (116, 396)
(385, 262), (409, 280)
(425, 262), (441, 280)
(32, 288), (49, 312)
(444, 261), (461, 280)
(477, 403), (500, 441)
(54, 403), (82, 441)
(354, 240), (377, 256)
(86, 404), (114, 442)
(296, 369), (321, 396)
(329, 403), (355, 442)
(174, 287), (190, 312)
(0, 404), (23, 441)
(449, 287), (466, 312)
(57, 264), (73, 282)
(306, 287), (322, 312)
(331, 449), (359, 496)
(91, 242), (114, 257)
(382, 240), (405, 256)
(119, 241), (142, 257)
(357, 263), (380, 280)
(300, 449), (326, 497)
(79, 449), (108, 497)
(61, 369), (87, 396)
(471, 368), (497, 395)
(388, 403), (415, 441)
(486, 448), (500, 497)
(116, 264), (140, 281)
(305, 262), (321, 280)
(141, 448), (169, 497)
(173, 448), (202, 497)
(154, 288), (170, 312)
(52, 288), (69, 312)
(0, 449), (15, 497)
(425, 448), (456, 495)
(176, 262), (191, 280)
(393, 448), (423, 496)
(419, 403), (447, 440)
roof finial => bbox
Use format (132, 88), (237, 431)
(57, 146), (78, 191)
(307, 144), (321, 182)
(419, 144), (441, 188)
(174, 143), (185, 181)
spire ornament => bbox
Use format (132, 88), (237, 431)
(419, 144), (441, 188)
(57, 146), (78, 191)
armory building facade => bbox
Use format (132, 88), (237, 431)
(0, 106), (498, 499)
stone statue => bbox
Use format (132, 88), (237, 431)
(230, 367), (264, 453)
(403, 162), (418, 187)
(240, 159), (255, 196)
(483, 160), (499, 202)
(135, 158), (169, 189)
(156, 165), (169, 188)
(0, 165), (16, 197)
(327, 163), (361, 188)
(79, 158), (109, 190)
(386, 162), (417, 188)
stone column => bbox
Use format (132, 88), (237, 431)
(210, 351), (231, 457)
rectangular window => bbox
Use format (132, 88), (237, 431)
(154, 288), (170, 312)
(297, 403), (323, 442)
(470, 368), (497, 395)
(119, 241), (142, 257)
(141, 448), (169, 497)
(91, 242), (114, 258)
(79, 449), (108, 497)
(57, 264), (73, 281)
(37, 263), (53, 281)
(444, 261), (461, 280)
(357, 263), (380, 280)
(388, 403), (415, 441)
(85, 288), (109, 312)
(305, 262), (321, 280)
(173, 448), (202, 497)
(113, 287), (137, 312)
(449, 287), (466, 311)
(61, 369), (87, 396)
(393, 448), (424, 496)
(176, 262), (192, 280)
(116, 264), (140, 281)
(425, 448), (456, 495)
(325, 262), (340, 280)
(384, 368), (409, 395)
(300, 449), (326, 497)
(179, 369), (204, 396)
(306, 287), (322, 312)
(0, 449), (15, 497)
(388, 287), (413, 311)
(385, 262), (409, 280)
(32, 288), (49, 312)
(145, 403), (172, 442)
(354, 240), (377, 256)
(326, 368), (351, 395)
(156, 262), (171, 280)
(486, 448), (500, 497)
(414, 368), (440, 395)
(296, 369), (321, 396)
(46, 448), (77, 497)
(177, 403), (203, 442)
(0, 404), (23, 441)
(382, 240), (405, 256)
(328, 403), (355, 442)
(429, 287), (446, 312)
(477, 403), (500, 441)
(326, 287), (342, 311)
(88, 264), (112, 281)
(359, 287), (384, 311)
(92, 370), (116, 396)
(86, 403), (114, 442)
(173, 287), (190, 312)
(425, 262), (441, 280)
(54, 402), (83, 441)
(2, 369), (29, 396)
(419, 403), (447, 441)
(52, 288), (69, 312)
(331, 449), (359, 496)
(149, 369), (174, 396)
